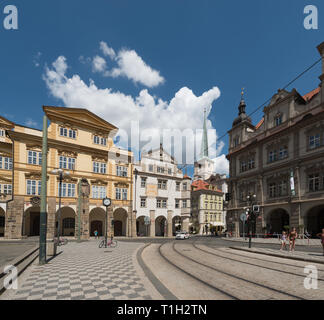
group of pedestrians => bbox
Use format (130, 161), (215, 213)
(280, 228), (324, 256)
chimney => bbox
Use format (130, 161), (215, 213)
(317, 42), (324, 81)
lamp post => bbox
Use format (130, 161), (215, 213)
(134, 168), (138, 211)
(246, 193), (257, 248)
(103, 197), (112, 248)
(52, 169), (70, 242)
(78, 178), (90, 242)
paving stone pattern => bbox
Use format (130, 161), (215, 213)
(10, 240), (152, 300)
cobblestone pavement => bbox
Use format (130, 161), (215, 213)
(222, 237), (322, 246)
(0, 242), (37, 267)
(1, 240), (154, 300)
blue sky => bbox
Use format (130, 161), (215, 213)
(1, 0), (323, 174)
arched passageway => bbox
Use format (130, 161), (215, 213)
(155, 216), (166, 237)
(306, 205), (324, 237)
(0, 207), (5, 237)
(89, 208), (106, 237)
(56, 207), (76, 237)
(113, 208), (128, 236)
(23, 206), (40, 236)
(267, 209), (290, 234)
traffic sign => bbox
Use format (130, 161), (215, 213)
(240, 213), (247, 222)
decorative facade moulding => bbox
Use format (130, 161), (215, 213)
(90, 179), (108, 186)
(57, 149), (78, 158)
(30, 196), (41, 207)
(58, 176), (78, 183)
(266, 136), (289, 150)
(304, 122), (324, 134)
(91, 155), (108, 162)
(304, 163), (324, 174)
(58, 123), (78, 131)
(26, 144), (42, 151)
(0, 152), (11, 158)
(114, 182), (129, 188)
(25, 172), (49, 181)
(265, 171), (289, 182)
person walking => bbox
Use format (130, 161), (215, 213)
(94, 230), (98, 239)
(316, 229), (324, 256)
(280, 231), (287, 251)
(288, 227), (298, 252)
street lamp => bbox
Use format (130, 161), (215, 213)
(134, 168), (138, 212)
(246, 193), (257, 248)
(52, 169), (70, 242)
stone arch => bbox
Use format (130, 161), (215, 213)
(305, 205), (324, 237)
(266, 208), (290, 234)
(172, 215), (182, 235)
(23, 206), (40, 237)
(56, 206), (76, 237)
(0, 207), (5, 237)
(89, 207), (106, 237)
(113, 208), (128, 236)
(155, 215), (167, 237)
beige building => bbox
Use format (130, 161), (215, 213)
(226, 42), (324, 237)
(0, 106), (135, 239)
(191, 179), (224, 235)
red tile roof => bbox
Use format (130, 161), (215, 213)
(255, 117), (264, 130)
(303, 87), (320, 102)
(183, 174), (191, 179)
(191, 180), (222, 192)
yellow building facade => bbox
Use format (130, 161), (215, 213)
(0, 106), (135, 239)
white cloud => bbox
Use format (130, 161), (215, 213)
(33, 52), (42, 67)
(100, 41), (116, 59)
(94, 42), (165, 88)
(43, 56), (223, 165)
(213, 154), (229, 175)
(92, 55), (107, 73)
(25, 118), (38, 128)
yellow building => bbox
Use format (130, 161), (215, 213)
(0, 106), (135, 239)
(191, 180), (224, 235)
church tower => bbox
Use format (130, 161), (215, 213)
(194, 108), (215, 180)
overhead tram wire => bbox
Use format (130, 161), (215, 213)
(178, 57), (322, 171)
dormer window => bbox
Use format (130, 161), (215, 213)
(0, 129), (5, 137)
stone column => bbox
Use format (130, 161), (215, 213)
(46, 197), (56, 240)
(108, 207), (113, 238)
(131, 210), (137, 237)
(167, 210), (173, 237)
(5, 196), (24, 239)
(290, 203), (300, 231)
(181, 216), (189, 232)
(81, 197), (90, 240)
(149, 210), (155, 237)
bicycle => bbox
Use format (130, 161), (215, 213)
(99, 237), (117, 248)
(54, 236), (68, 246)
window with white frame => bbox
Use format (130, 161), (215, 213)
(0, 184), (12, 195)
(183, 183), (188, 191)
(240, 161), (247, 172)
(28, 151), (42, 165)
(182, 200), (187, 208)
(278, 180), (288, 196)
(309, 134), (320, 150)
(156, 199), (162, 208)
(309, 174), (320, 192)
(140, 198), (146, 208)
(158, 180), (167, 190)
(27, 180), (41, 196)
(115, 188), (128, 200)
(168, 168), (172, 175)
(92, 185), (106, 199)
(60, 183), (76, 198)
(122, 188), (128, 200)
(60, 127), (76, 139)
(140, 177), (147, 188)
(162, 199), (167, 208)
(176, 182), (180, 191)
(279, 146), (288, 160)
(269, 183), (276, 198)
(157, 167), (165, 173)
(275, 115), (283, 126)
(93, 162), (106, 174)
(269, 150), (277, 163)
(175, 199), (180, 209)
(148, 164), (154, 172)
(248, 158), (255, 170)
(116, 166), (128, 177)
(59, 156), (76, 170)
(0, 156), (12, 170)
(93, 135), (107, 146)
(0, 129), (5, 137)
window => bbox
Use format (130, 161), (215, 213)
(157, 199), (162, 208)
(60, 183), (76, 198)
(101, 137), (107, 146)
(240, 161), (247, 172)
(59, 156), (75, 170)
(148, 165), (153, 172)
(140, 177), (147, 188)
(275, 115), (283, 126)
(278, 181), (287, 196)
(115, 188), (127, 200)
(279, 147), (288, 160)
(93, 135), (100, 144)
(168, 168), (172, 175)
(176, 182), (180, 191)
(269, 150), (277, 163)
(162, 199), (167, 208)
(0, 129), (5, 137)
(158, 180), (167, 190)
(182, 200), (187, 208)
(116, 166), (127, 177)
(248, 158), (255, 170)
(0, 156), (12, 170)
(93, 135), (107, 146)
(27, 180), (41, 196)
(233, 136), (239, 147)
(309, 174), (320, 192)
(175, 199), (180, 209)
(183, 183), (188, 191)
(93, 162), (106, 174)
(269, 183), (276, 198)
(157, 167), (165, 173)
(60, 127), (76, 139)
(92, 186), (106, 199)
(28, 151), (42, 165)
(63, 218), (75, 229)
(140, 198), (146, 208)
(309, 134), (320, 150)
(0, 184), (12, 195)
